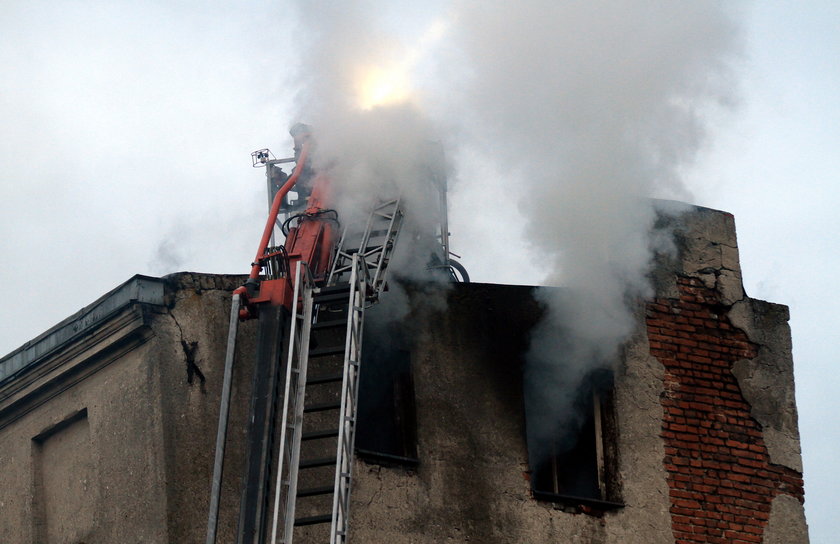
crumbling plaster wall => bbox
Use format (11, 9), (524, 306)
(653, 204), (808, 543)
(349, 284), (676, 543)
(728, 300), (802, 473)
(605, 308), (674, 544)
(0, 205), (807, 544)
(0, 320), (170, 543)
(349, 283), (606, 543)
(680, 207), (805, 465)
(348, 205), (807, 544)
(0, 273), (257, 544)
(149, 273), (258, 543)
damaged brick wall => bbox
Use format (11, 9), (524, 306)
(647, 276), (805, 543)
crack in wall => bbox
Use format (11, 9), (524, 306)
(166, 309), (205, 386)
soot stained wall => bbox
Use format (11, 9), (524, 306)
(0, 205), (808, 544)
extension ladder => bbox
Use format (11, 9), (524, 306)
(269, 197), (405, 543)
(328, 198), (404, 301)
(206, 198), (405, 544)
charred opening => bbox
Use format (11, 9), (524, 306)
(525, 367), (622, 509)
(355, 318), (418, 467)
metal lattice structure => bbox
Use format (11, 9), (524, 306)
(265, 198), (405, 542)
(266, 255), (367, 544)
(206, 136), (464, 544)
(328, 198), (404, 304)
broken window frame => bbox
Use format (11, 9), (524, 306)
(355, 335), (419, 468)
(527, 369), (623, 510)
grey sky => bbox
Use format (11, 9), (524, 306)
(1, 2), (837, 541)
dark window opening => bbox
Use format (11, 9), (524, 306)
(526, 368), (622, 510)
(355, 322), (418, 467)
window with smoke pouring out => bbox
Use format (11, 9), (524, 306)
(355, 318), (418, 467)
(525, 368), (622, 509)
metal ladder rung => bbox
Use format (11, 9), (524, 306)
(327, 197), (403, 298)
(309, 345), (345, 357)
(299, 457), (336, 469)
(312, 319), (346, 330)
(297, 485), (334, 498)
(304, 401), (341, 413)
(302, 428), (339, 441)
(316, 283), (351, 294)
(294, 514), (332, 527)
(270, 251), (383, 544)
(359, 246), (385, 257)
(313, 292), (351, 304)
(306, 373), (343, 385)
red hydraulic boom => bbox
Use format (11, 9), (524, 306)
(207, 124), (463, 544)
(235, 129), (338, 320)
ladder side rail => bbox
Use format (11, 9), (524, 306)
(358, 198), (398, 254)
(331, 283), (358, 543)
(355, 198), (397, 281)
(282, 272), (315, 544)
(330, 255), (368, 544)
(327, 225), (352, 286)
(268, 276), (302, 544)
(328, 197), (402, 290)
(437, 176), (450, 266)
(354, 199), (388, 264)
(206, 294), (243, 544)
(335, 294), (365, 538)
(269, 261), (315, 544)
(342, 262), (367, 539)
(352, 202), (390, 280)
(368, 200), (403, 299)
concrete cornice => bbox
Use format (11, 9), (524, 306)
(0, 275), (165, 386)
(0, 273), (171, 431)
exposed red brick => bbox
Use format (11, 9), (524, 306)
(647, 278), (804, 543)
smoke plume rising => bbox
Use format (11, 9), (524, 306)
(288, 1), (460, 323)
(444, 2), (742, 458)
(288, 1), (742, 457)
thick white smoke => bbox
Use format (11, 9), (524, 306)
(288, 1), (459, 323)
(443, 2), (742, 456)
(288, 1), (742, 455)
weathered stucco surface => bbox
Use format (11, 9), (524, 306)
(669, 203), (744, 305)
(0, 312), (170, 543)
(349, 284), (677, 543)
(605, 308), (674, 544)
(660, 205), (805, 476)
(765, 494), (810, 544)
(676, 206), (803, 475)
(150, 274), (259, 543)
(0, 273), (257, 544)
(0, 204), (809, 543)
(729, 300), (803, 473)
(652, 204), (808, 543)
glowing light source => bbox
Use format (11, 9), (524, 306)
(352, 19), (450, 111)
(356, 64), (411, 110)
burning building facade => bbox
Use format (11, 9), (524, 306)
(0, 204), (807, 543)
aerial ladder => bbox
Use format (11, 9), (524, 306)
(204, 125), (462, 544)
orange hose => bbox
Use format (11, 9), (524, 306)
(248, 141), (311, 279)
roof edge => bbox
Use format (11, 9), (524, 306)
(0, 274), (166, 384)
